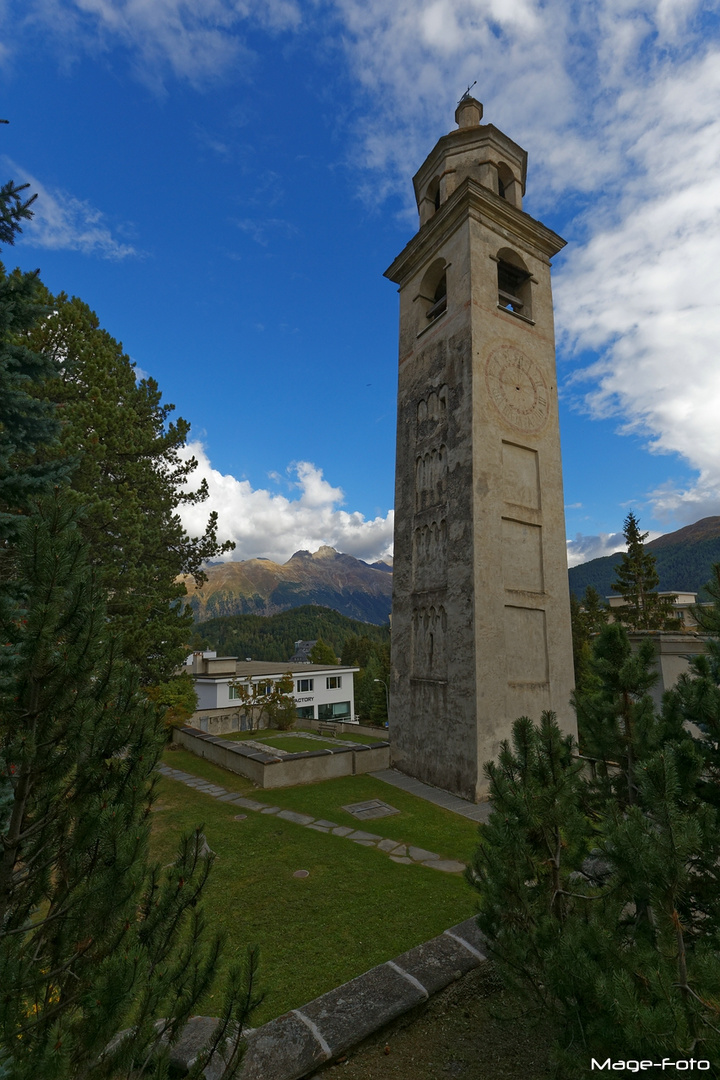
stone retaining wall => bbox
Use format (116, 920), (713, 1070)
(170, 916), (487, 1079)
(172, 726), (390, 789)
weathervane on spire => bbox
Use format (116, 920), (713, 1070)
(458, 81), (477, 104)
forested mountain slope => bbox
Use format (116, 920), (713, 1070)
(568, 517), (720, 600)
(194, 605), (390, 663)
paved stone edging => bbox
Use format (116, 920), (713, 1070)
(158, 764), (467, 873)
(172, 917), (487, 1080)
(370, 768), (492, 824)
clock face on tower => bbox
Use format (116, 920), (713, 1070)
(485, 345), (550, 434)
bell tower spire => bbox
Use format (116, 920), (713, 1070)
(385, 101), (576, 802)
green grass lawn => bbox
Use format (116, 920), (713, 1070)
(255, 735), (341, 752)
(209, 727), (387, 747)
(156, 748), (482, 1025)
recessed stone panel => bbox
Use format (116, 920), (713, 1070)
(504, 606), (549, 684)
(411, 603), (448, 678)
(342, 800), (400, 820)
(502, 441), (540, 510)
(502, 518), (543, 593)
(412, 518), (448, 590)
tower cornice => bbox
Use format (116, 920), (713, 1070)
(413, 123), (528, 201)
(385, 176), (565, 287)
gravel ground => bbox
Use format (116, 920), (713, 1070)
(314, 963), (557, 1080)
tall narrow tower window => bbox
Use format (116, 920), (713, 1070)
(417, 259), (449, 329)
(497, 162), (516, 203)
(497, 249), (532, 319)
(427, 274), (447, 321)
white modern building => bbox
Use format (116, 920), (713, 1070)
(184, 653), (359, 734)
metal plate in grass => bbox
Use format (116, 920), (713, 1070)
(342, 799), (400, 821)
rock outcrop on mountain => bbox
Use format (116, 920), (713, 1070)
(182, 546), (393, 625)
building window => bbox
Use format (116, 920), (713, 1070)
(426, 274), (447, 321)
(229, 685), (241, 700)
(417, 258), (448, 329)
(318, 701), (351, 721)
(326, 676), (342, 690)
(258, 682), (272, 696)
(296, 678), (314, 693)
(496, 248), (532, 319)
(296, 705), (315, 719)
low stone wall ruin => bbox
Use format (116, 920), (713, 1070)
(171, 726), (390, 789)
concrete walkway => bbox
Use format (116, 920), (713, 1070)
(370, 768), (491, 824)
(158, 763), (466, 873)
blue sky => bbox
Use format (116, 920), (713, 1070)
(3, 0), (720, 568)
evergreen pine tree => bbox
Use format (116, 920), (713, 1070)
(611, 511), (678, 631)
(0, 182), (66, 543)
(0, 496), (260, 1079)
(308, 638), (337, 665)
(574, 622), (660, 806)
(21, 288), (234, 686)
(570, 585), (609, 692)
(691, 561), (720, 663)
(470, 706), (720, 1073)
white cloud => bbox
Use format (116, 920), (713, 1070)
(178, 441), (394, 564)
(555, 48), (720, 523)
(566, 531), (627, 569)
(567, 527), (664, 568)
(20, 0), (302, 89)
(3, 159), (138, 259)
(327, 0), (720, 527)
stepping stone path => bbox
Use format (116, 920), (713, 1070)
(157, 764), (467, 874)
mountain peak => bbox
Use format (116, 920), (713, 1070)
(184, 547), (392, 624)
(312, 545), (340, 559)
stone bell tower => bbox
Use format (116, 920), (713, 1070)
(385, 97), (576, 802)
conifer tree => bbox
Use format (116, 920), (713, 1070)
(574, 622), (660, 806)
(0, 174), (66, 856)
(570, 585), (608, 692)
(469, 706), (720, 1073)
(611, 511), (678, 631)
(0, 496), (260, 1079)
(22, 288), (234, 685)
(308, 638), (337, 665)
(0, 182), (65, 543)
(691, 562), (720, 663)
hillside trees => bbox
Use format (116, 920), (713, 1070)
(611, 512), (678, 631)
(198, 606), (390, 665)
(342, 635), (390, 723)
(23, 288), (233, 684)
